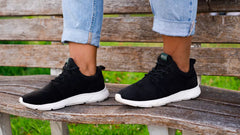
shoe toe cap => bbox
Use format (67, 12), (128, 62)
(21, 89), (55, 105)
(21, 92), (41, 104)
(118, 84), (143, 101)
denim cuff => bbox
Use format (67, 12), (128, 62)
(61, 28), (101, 47)
(152, 18), (196, 37)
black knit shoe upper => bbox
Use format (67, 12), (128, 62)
(21, 58), (106, 105)
(117, 53), (199, 102)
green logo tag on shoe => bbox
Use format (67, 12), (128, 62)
(160, 53), (168, 61)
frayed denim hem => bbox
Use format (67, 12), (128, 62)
(152, 18), (196, 37)
(61, 28), (100, 48)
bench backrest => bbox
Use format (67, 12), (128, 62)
(0, 0), (239, 77)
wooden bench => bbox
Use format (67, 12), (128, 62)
(0, 0), (240, 135)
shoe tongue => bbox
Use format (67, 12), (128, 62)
(153, 53), (172, 69)
(65, 58), (78, 69)
(158, 53), (172, 63)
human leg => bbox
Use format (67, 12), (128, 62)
(163, 36), (192, 73)
(62, 0), (104, 76)
(150, 0), (198, 72)
(69, 43), (97, 76)
(115, 0), (200, 107)
(19, 0), (109, 110)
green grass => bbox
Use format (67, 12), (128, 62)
(202, 43), (240, 48)
(0, 40), (51, 45)
(68, 124), (148, 135)
(0, 67), (50, 76)
(10, 116), (148, 135)
(100, 42), (163, 47)
(202, 76), (240, 91)
(10, 116), (51, 135)
(0, 16), (53, 19)
(103, 71), (145, 84)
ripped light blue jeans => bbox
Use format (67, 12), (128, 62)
(62, 0), (198, 47)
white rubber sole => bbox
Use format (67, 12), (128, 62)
(115, 85), (201, 107)
(19, 87), (109, 110)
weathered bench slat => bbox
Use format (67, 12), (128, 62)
(0, 16), (239, 43)
(1, 80), (240, 118)
(0, 0), (239, 16)
(0, 76), (239, 134)
(1, 75), (239, 117)
(168, 99), (240, 118)
(148, 126), (176, 135)
(0, 45), (239, 76)
(3, 84), (240, 117)
(198, 86), (240, 106)
(182, 130), (201, 135)
(50, 121), (69, 135)
(0, 92), (239, 135)
(85, 97), (240, 119)
(0, 112), (12, 135)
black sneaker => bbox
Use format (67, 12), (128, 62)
(115, 53), (201, 107)
(19, 58), (109, 110)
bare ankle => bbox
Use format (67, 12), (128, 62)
(69, 42), (97, 76)
(71, 57), (96, 76)
(177, 64), (190, 73)
(78, 65), (96, 76)
(162, 35), (192, 73)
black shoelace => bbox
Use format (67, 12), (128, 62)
(146, 61), (171, 83)
(51, 63), (79, 84)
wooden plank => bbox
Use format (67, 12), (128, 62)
(0, 76), (240, 134)
(194, 15), (240, 43)
(147, 126), (176, 135)
(50, 69), (62, 76)
(0, 45), (239, 76)
(0, 0), (62, 16)
(2, 80), (240, 115)
(168, 129), (176, 135)
(92, 85), (240, 111)
(0, 92), (239, 135)
(168, 99), (240, 118)
(0, 0), (239, 16)
(198, 85), (240, 106)
(0, 75), (240, 115)
(105, 0), (240, 13)
(0, 113), (12, 135)
(0, 15), (240, 43)
(198, 0), (240, 12)
(147, 126), (168, 135)
(0, 18), (62, 41)
(1, 75), (239, 105)
(182, 130), (201, 135)
(1, 76), (239, 118)
(50, 121), (69, 135)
